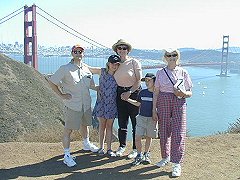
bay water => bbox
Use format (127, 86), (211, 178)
(8, 55), (240, 137)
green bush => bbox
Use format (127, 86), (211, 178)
(227, 118), (240, 134)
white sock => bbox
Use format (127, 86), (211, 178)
(84, 137), (90, 144)
(64, 148), (70, 156)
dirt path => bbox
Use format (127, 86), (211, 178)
(0, 134), (240, 180)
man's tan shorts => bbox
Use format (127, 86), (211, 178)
(63, 106), (92, 130)
(136, 115), (158, 138)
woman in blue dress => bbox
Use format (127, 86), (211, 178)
(89, 55), (121, 157)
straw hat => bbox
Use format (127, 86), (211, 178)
(112, 39), (132, 52)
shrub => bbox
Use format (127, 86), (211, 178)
(227, 118), (240, 134)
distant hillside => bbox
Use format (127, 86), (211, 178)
(130, 48), (240, 63)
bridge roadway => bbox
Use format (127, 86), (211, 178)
(142, 62), (224, 69)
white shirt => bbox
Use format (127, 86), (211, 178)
(49, 62), (92, 112)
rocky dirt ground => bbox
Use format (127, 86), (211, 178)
(0, 134), (240, 180)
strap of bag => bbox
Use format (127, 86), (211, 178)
(163, 67), (174, 85)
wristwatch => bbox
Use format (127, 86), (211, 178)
(129, 90), (133, 94)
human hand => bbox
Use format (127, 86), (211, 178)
(173, 87), (185, 98)
(152, 110), (158, 122)
(121, 91), (131, 101)
(61, 93), (72, 100)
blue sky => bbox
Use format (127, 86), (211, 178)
(1, 0), (240, 50)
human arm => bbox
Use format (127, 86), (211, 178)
(173, 70), (193, 98)
(46, 78), (72, 100)
(88, 66), (101, 75)
(89, 78), (99, 91)
(173, 88), (192, 98)
(126, 98), (141, 107)
(152, 86), (160, 122)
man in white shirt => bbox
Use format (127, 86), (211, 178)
(48, 44), (98, 167)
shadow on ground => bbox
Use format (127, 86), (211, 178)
(0, 150), (173, 180)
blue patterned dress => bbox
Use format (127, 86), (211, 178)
(93, 68), (118, 119)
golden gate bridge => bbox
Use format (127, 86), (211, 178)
(1, 4), (239, 76)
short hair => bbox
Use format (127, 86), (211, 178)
(162, 48), (180, 65)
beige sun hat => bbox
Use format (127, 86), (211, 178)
(112, 39), (132, 52)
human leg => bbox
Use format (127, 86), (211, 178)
(158, 93), (172, 159)
(135, 135), (142, 154)
(81, 109), (98, 152)
(81, 125), (98, 152)
(168, 97), (186, 177)
(170, 98), (187, 164)
(62, 107), (78, 167)
(98, 118), (107, 150)
(63, 127), (72, 150)
(145, 116), (158, 153)
(128, 92), (139, 150)
(115, 115), (128, 157)
(131, 151), (144, 166)
(130, 134), (141, 160)
(115, 114), (128, 156)
(117, 100), (129, 148)
(156, 93), (173, 167)
(63, 106), (79, 150)
(127, 95), (139, 158)
(80, 124), (89, 140)
(115, 87), (132, 156)
(131, 115), (146, 159)
(142, 137), (152, 164)
(144, 136), (152, 154)
(105, 119), (114, 151)
(129, 114), (137, 150)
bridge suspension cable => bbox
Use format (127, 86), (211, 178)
(36, 12), (104, 48)
(184, 49), (219, 62)
(0, 6), (26, 25)
(36, 6), (109, 49)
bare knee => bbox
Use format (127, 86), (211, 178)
(106, 120), (113, 129)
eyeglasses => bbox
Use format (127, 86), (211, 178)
(73, 50), (83, 54)
(145, 79), (153, 82)
(165, 54), (178, 58)
(117, 46), (128, 50)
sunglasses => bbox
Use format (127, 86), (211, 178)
(165, 54), (178, 58)
(145, 78), (153, 82)
(117, 46), (128, 50)
(73, 50), (83, 54)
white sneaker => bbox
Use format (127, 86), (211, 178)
(143, 152), (151, 164)
(107, 149), (116, 157)
(115, 147), (126, 157)
(97, 148), (105, 156)
(156, 156), (170, 167)
(83, 142), (99, 152)
(127, 149), (138, 159)
(172, 163), (181, 177)
(63, 155), (76, 167)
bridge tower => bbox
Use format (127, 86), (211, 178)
(24, 4), (38, 69)
(219, 35), (229, 77)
